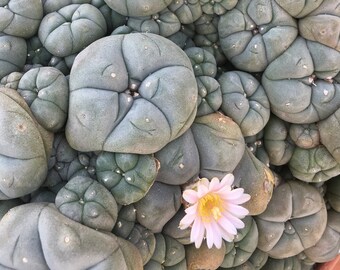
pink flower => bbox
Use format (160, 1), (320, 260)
(179, 174), (251, 249)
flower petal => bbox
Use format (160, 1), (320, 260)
(191, 217), (205, 248)
(221, 173), (234, 186)
(223, 212), (245, 229)
(200, 178), (210, 187)
(197, 182), (209, 197)
(214, 185), (231, 196)
(220, 189), (251, 205)
(227, 204), (249, 217)
(219, 226), (235, 242)
(209, 177), (220, 192)
(179, 213), (196, 229)
(183, 189), (199, 204)
(226, 193), (251, 205)
(205, 222), (215, 249)
(219, 188), (244, 200)
(216, 215), (237, 235)
(210, 221), (223, 249)
(185, 204), (198, 215)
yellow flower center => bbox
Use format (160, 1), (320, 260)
(198, 193), (224, 222)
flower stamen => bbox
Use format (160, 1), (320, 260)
(198, 193), (224, 222)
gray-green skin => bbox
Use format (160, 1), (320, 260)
(42, 0), (92, 14)
(17, 67), (69, 132)
(218, 0), (298, 72)
(263, 114), (295, 166)
(184, 47), (218, 77)
(162, 206), (191, 245)
(318, 107), (340, 164)
(289, 145), (340, 183)
(261, 256), (303, 270)
(0, 203), (143, 270)
(127, 8), (181, 37)
(255, 180), (327, 259)
(155, 129), (200, 185)
(0, 0), (43, 38)
(167, 30), (196, 50)
(274, 0), (323, 18)
(91, 1), (127, 34)
(96, 151), (159, 205)
(0, 71), (23, 90)
(244, 132), (271, 167)
(0, 33), (26, 79)
(134, 182), (181, 233)
(44, 133), (96, 190)
(254, 143), (270, 168)
(30, 188), (56, 203)
(144, 233), (186, 269)
(64, 53), (77, 70)
(64, 152), (97, 180)
(219, 71), (270, 137)
(289, 123), (320, 149)
(303, 210), (340, 263)
(168, 0), (202, 24)
(126, 224), (156, 265)
(196, 76), (222, 116)
(191, 112), (245, 179)
(233, 147), (274, 215)
(112, 204), (136, 239)
(184, 47), (223, 115)
(326, 176), (340, 212)
(26, 36), (52, 66)
(48, 56), (70, 76)
(55, 176), (118, 232)
(299, 0), (340, 51)
(194, 13), (217, 36)
(193, 13), (228, 66)
(165, 260), (187, 270)
(0, 198), (22, 220)
(111, 25), (134, 35)
(0, 88), (53, 199)
(200, 0), (238, 15)
(66, 33), (198, 154)
(103, 0), (173, 17)
(176, 22), (196, 40)
(299, 10), (340, 51)
(219, 216), (259, 268)
(38, 4), (107, 57)
(262, 37), (340, 124)
(223, 249), (268, 270)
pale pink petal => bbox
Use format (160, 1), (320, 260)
(218, 226), (235, 242)
(210, 221), (223, 248)
(205, 221), (215, 249)
(179, 213), (196, 229)
(214, 184), (232, 195)
(200, 178), (210, 187)
(183, 189), (198, 204)
(221, 173), (234, 186)
(223, 212), (245, 229)
(216, 215), (237, 235)
(208, 177), (221, 192)
(225, 193), (251, 205)
(197, 183), (209, 197)
(184, 204), (198, 215)
(227, 204), (249, 217)
(191, 217), (205, 248)
(219, 188), (245, 200)
(242, 193), (251, 202)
